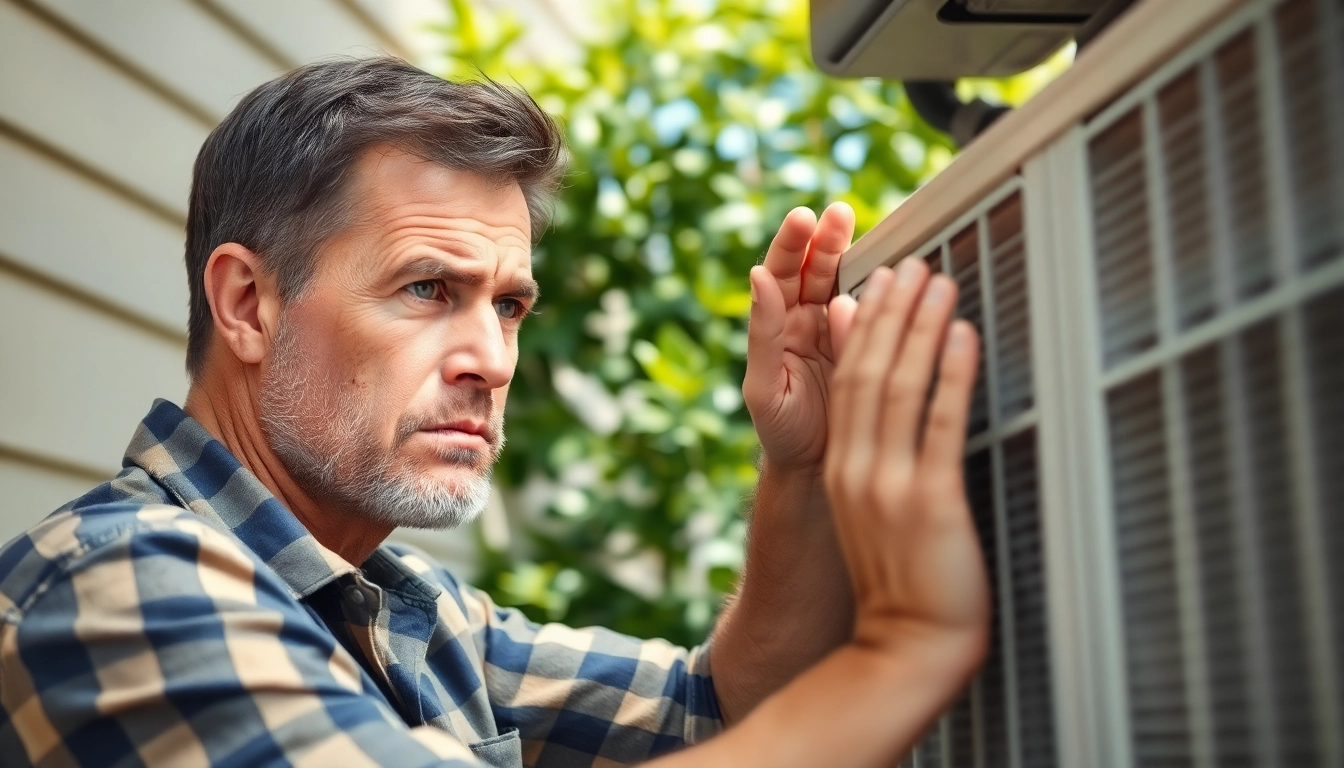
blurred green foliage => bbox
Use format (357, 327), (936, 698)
(435, 0), (1065, 646)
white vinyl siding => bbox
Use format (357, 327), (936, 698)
(0, 0), (490, 573)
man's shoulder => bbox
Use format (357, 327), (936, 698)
(0, 469), (244, 618)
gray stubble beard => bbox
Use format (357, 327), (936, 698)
(258, 320), (501, 531)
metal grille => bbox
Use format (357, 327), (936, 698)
(1083, 0), (1344, 764)
(890, 185), (1056, 768)
(1089, 111), (1157, 368)
(845, 0), (1343, 764)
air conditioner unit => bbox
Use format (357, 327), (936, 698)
(811, 0), (1114, 79)
(827, 0), (1344, 766)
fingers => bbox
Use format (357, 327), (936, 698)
(800, 203), (855, 305)
(880, 274), (958, 457)
(827, 294), (858, 362)
(826, 267), (894, 480)
(921, 320), (980, 472)
(761, 207), (818, 306)
(745, 265), (788, 394)
(832, 259), (931, 467)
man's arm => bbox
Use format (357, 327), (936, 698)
(0, 506), (481, 767)
(709, 203), (857, 723)
(708, 462), (851, 721)
(662, 259), (990, 767)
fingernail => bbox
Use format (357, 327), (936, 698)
(896, 257), (921, 287)
(923, 276), (949, 304)
(862, 268), (892, 301)
(948, 323), (970, 350)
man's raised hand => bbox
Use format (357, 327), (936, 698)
(825, 257), (990, 666)
(743, 202), (855, 473)
(651, 258), (992, 768)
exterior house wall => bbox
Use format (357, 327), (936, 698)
(0, 0), (510, 572)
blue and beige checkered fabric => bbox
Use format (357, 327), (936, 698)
(0, 400), (721, 767)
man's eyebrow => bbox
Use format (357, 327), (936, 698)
(392, 256), (540, 301)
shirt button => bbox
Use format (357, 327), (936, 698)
(345, 585), (366, 606)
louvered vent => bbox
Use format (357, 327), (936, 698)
(1275, 0), (1344, 268)
(1003, 431), (1055, 768)
(899, 187), (1054, 767)
(1303, 286), (1344, 727)
(1105, 374), (1191, 765)
(1180, 345), (1256, 765)
(967, 449), (1009, 768)
(1217, 32), (1277, 300)
(1085, 0), (1344, 763)
(846, 0), (1342, 763)
(1089, 112), (1157, 368)
(1157, 72), (1218, 330)
(950, 224), (991, 436)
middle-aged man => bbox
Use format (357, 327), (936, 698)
(0, 58), (988, 767)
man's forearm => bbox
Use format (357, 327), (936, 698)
(710, 457), (854, 723)
(657, 635), (979, 768)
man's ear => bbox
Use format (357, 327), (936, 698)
(202, 244), (282, 366)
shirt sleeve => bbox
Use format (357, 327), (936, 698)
(460, 582), (723, 766)
(0, 505), (483, 768)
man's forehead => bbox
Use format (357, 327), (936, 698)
(349, 145), (532, 240)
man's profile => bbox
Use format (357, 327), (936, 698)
(0, 58), (989, 767)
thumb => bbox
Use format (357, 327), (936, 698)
(746, 265), (787, 387)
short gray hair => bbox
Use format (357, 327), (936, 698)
(184, 57), (566, 376)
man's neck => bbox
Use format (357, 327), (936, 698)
(183, 369), (393, 566)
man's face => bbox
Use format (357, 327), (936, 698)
(258, 146), (536, 530)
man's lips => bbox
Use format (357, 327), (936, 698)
(418, 421), (493, 447)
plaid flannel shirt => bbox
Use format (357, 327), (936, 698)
(0, 400), (721, 767)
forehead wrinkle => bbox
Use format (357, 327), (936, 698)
(376, 212), (530, 262)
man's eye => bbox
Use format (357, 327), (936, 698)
(495, 299), (525, 320)
(407, 281), (440, 301)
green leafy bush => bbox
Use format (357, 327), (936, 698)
(436, 0), (1061, 646)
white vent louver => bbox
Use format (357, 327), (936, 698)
(858, 0), (1343, 764)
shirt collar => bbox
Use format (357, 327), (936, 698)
(124, 399), (358, 599)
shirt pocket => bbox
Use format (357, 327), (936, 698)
(469, 727), (523, 768)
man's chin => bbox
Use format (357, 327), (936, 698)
(363, 472), (492, 530)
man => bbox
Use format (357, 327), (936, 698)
(0, 58), (987, 767)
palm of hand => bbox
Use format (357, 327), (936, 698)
(753, 302), (834, 468)
(742, 204), (855, 472)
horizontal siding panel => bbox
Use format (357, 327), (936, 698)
(0, 134), (188, 333)
(0, 457), (102, 545)
(0, 271), (187, 476)
(213, 0), (391, 65)
(31, 0), (283, 120)
(0, 1), (206, 218)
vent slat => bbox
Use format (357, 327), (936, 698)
(951, 224), (991, 436)
(1090, 111), (1159, 368)
(1237, 321), (1319, 766)
(1105, 374), (1194, 765)
(1158, 70), (1219, 329)
(948, 692), (976, 768)
(1003, 431), (1056, 768)
(1276, 0), (1344, 268)
(1179, 345), (1257, 767)
(1215, 32), (1277, 300)
(991, 194), (1035, 422)
(1303, 286), (1344, 742)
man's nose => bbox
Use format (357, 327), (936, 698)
(439, 303), (514, 390)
